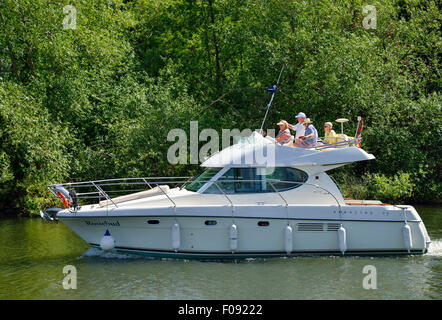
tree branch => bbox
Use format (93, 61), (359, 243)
(0, 10), (19, 81)
(198, 87), (263, 116)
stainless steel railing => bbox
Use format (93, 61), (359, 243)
(48, 177), (343, 212)
(314, 137), (361, 150)
(271, 134), (361, 150)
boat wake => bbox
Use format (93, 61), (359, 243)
(77, 239), (442, 260)
(80, 247), (141, 259)
(427, 239), (442, 257)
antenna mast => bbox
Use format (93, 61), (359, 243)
(259, 64), (285, 134)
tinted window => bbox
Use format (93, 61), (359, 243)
(204, 167), (308, 194)
(217, 168), (260, 193)
(184, 167), (222, 192)
(259, 167), (308, 191)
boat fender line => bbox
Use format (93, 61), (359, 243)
(337, 224), (347, 255)
(100, 229), (115, 251)
(172, 220), (180, 251)
(402, 223), (412, 253)
(401, 207), (412, 253)
(230, 224), (238, 252)
(285, 225), (293, 254)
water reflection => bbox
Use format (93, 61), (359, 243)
(0, 205), (440, 300)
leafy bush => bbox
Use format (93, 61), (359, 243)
(0, 82), (74, 214)
(366, 172), (414, 203)
(337, 170), (416, 204)
(0, 0), (440, 215)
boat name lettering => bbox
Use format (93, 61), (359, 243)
(84, 220), (120, 227)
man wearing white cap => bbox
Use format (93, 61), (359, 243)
(288, 112), (306, 140)
(294, 118), (318, 148)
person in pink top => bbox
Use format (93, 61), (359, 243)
(275, 120), (293, 145)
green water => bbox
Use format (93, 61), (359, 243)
(0, 206), (440, 300)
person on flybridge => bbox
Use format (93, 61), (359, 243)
(323, 121), (339, 144)
(292, 118), (318, 148)
(275, 120), (293, 145)
(288, 112), (306, 140)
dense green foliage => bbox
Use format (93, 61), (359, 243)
(0, 0), (440, 215)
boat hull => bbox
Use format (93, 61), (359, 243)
(58, 206), (431, 259)
(90, 244), (426, 259)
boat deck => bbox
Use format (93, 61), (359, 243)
(344, 199), (390, 206)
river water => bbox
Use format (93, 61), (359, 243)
(0, 206), (440, 300)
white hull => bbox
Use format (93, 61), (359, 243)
(58, 204), (431, 259)
(50, 136), (431, 259)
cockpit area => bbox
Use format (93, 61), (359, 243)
(184, 167), (308, 194)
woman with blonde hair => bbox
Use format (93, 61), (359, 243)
(275, 120), (293, 145)
(323, 122), (338, 144)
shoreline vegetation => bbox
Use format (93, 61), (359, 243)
(0, 0), (440, 217)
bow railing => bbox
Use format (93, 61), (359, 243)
(48, 177), (343, 212)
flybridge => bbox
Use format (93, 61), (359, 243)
(200, 131), (375, 169)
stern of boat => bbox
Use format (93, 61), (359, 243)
(407, 205), (432, 253)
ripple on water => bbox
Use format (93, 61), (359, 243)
(79, 239), (442, 261)
(80, 248), (142, 260)
(427, 239), (442, 257)
(1, 214), (441, 300)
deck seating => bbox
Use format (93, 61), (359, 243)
(99, 185), (170, 207)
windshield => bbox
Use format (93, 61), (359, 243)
(183, 167), (222, 192)
(203, 167), (308, 194)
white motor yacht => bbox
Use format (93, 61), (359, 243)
(48, 131), (431, 259)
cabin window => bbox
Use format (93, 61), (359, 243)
(204, 167), (308, 194)
(183, 167), (222, 192)
(218, 168), (260, 193)
(258, 167), (308, 191)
